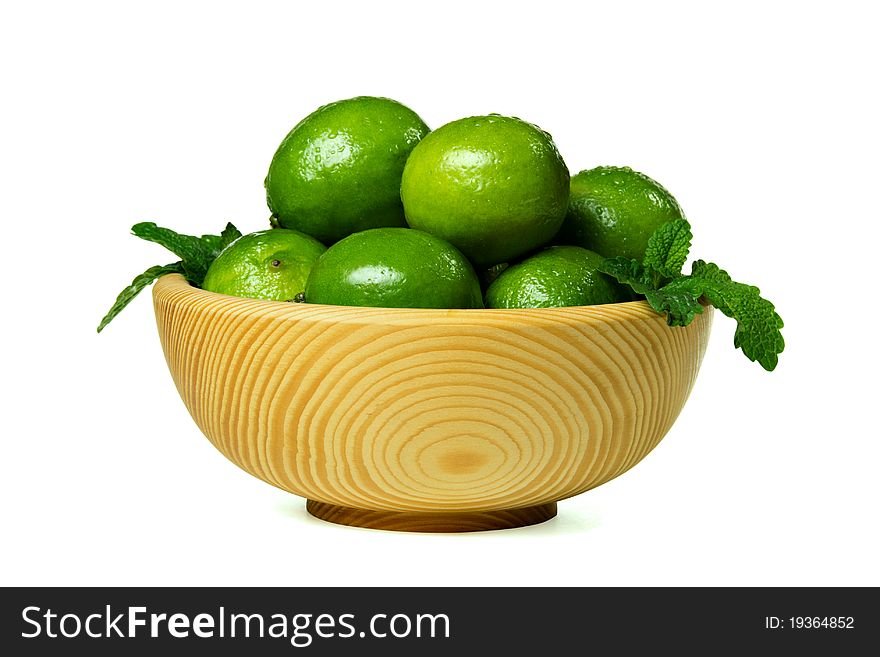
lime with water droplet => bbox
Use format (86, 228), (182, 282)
(400, 115), (570, 267)
(202, 229), (326, 301)
(265, 96), (429, 244)
(304, 228), (483, 308)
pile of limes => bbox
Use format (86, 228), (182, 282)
(203, 96), (686, 309)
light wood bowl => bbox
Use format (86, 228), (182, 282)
(153, 274), (712, 532)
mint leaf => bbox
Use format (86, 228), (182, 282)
(600, 257), (701, 324)
(690, 260), (784, 371)
(601, 223), (784, 371)
(199, 222), (242, 259)
(643, 218), (692, 279)
(690, 260), (731, 285)
(132, 222), (210, 264)
(599, 257), (654, 294)
(97, 263), (183, 333)
(480, 261), (510, 290)
(131, 221), (241, 286)
(199, 233), (222, 256)
(647, 277), (706, 326)
(99, 221), (241, 333)
(132, 222), (213, 284)
(217, 222), (242, 251)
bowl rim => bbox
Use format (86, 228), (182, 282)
(153, 273), (685, 329)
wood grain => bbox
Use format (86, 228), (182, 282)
(306, 500), (557, 533)
(153, 274), (712, 532)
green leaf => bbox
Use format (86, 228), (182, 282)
(130, 221), (240, 286)
(99, 221), (242, 334)
(480, 262), (510, 290)
(690, 261), (784, 371)
(217, 222), (242, 251)
(648, 276), (706, 326)
(198, 222), (241, 259)
(690, 259), (732, 284)
(599, 257), (654, 295)
(643, 218), (692, 279)
(601, 256), (702, 326)
(131, 222), (210, 263)
(131, 222), (214, 284)
(602, 237), (784, 370)
(199, 233), (221, 255)
(97, 263), (183, 333)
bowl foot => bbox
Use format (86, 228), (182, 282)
(306, 500), (557, 533)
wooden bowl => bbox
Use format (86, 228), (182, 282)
(153, 274), (712, 532)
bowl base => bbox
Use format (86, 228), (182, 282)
(306, 500), (557, 533)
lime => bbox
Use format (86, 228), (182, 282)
(400, 115), (569, 266)
(556, 166), (685, 261)
(265, 96), (429, 244)
(485, 246), (628, 309)
(304, 228), (483, 308)
(202, 229), (325, 301)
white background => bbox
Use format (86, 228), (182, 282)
(2, 1), (878, 586)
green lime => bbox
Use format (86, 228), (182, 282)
(265, 96), (429, 244)
(485, 246), (629, 309)
(202, 229), (325, 301)
(400, 115), (569, 266)
(304, 228), (483, 309)
(556, 166), (685, 261)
